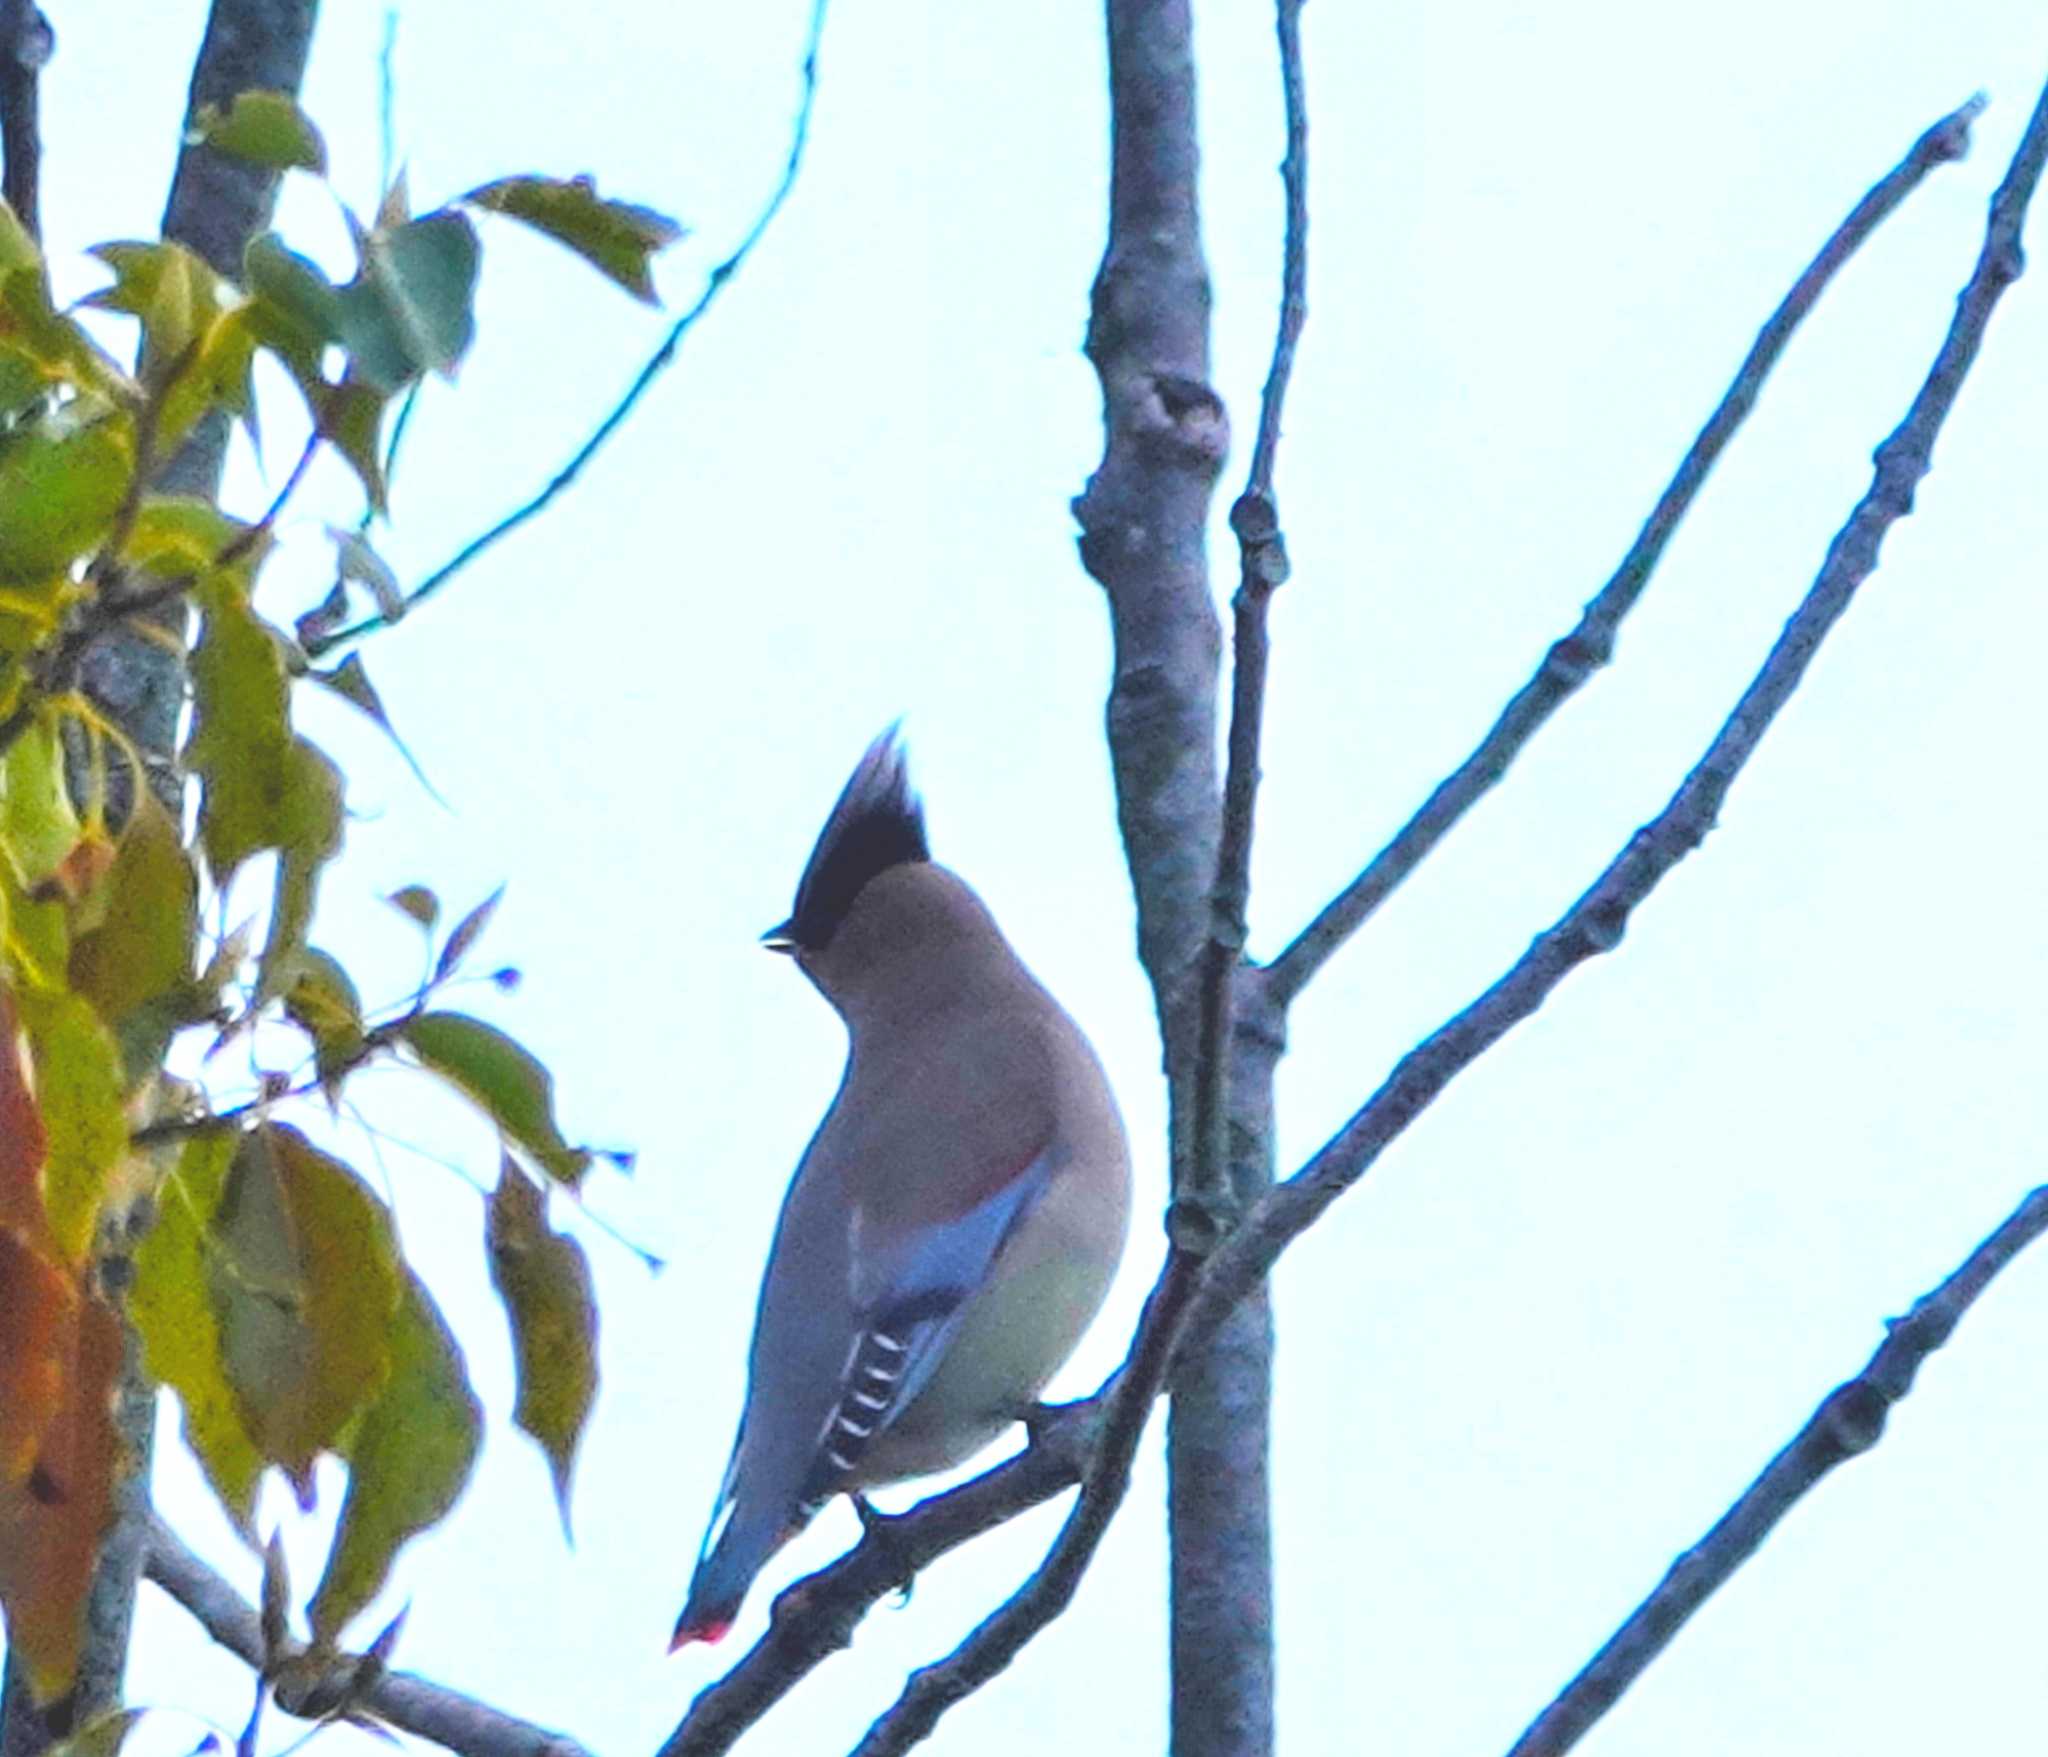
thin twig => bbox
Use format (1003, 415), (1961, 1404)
(1262, 91), (1990, 1007)
(302, 0), (831, 658)
(1189, 72), (2048, 1368)
(142, 1517), (590, 1757)
(0, 0), (48, 237)
(658, 1405), (1102, 1757)
(1186, 0), (1307, 1233)
(848, 1257), (1200, 1757)
(376, 7), (398, 204)
(1506, 1183), (2048, 1757)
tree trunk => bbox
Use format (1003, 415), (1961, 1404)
(0, 4), (318, 1749)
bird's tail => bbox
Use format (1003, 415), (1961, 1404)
(669, 1496), (796, 1651)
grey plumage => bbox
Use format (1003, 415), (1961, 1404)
(672, 729), (1130, 1648)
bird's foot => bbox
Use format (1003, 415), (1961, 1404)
(1012, 1396), (1080, 1447)
(849, 1493), (916, 1609)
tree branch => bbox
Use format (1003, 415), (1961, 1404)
(1262, 90), (1990, 1008)
(1506, 1182), (2048, 1757)
(0, 0), (49, 237)
(849, 1258), (1201, 1757)
(1189, 71), (2048, 1364)
(1169, 2), (1305, 1751)
(1187, 0), (1305, 1234)
(303, 0), (830, 658)
(657, 1406), (1102, 1757)
(1072, 0), (1228, 1207)
(141, 1517), (591, 1757)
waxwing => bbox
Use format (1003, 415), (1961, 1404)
(671, 728), (1131, 1647)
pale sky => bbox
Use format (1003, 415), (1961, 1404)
(38, 1), (2048, 1753)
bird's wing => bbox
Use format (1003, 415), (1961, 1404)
(798, 1141), (1056, 1500)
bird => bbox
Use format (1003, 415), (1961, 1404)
(670, 727), (1131, 1649)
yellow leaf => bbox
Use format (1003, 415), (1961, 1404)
(308, 1268), (480, 1641)
(19, 989), (127, 1264)
(132, 1131), (261, 1532)
(207, 1126), (399, 1500)
(69, 794), (198, 1027)
(487, 1159), (597, 1534)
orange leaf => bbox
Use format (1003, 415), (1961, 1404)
(0, 1228), (74, 1483)
(50, 829), (116, 907)
(0, 1292), (125, 1702)
(0, 988), (49, 1238)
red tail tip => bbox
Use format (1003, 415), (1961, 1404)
(669, 1616), (732, 1653)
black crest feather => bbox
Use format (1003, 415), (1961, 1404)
(772, 725), (929, 950)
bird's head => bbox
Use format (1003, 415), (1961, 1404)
(766, 728), (1010, 1019)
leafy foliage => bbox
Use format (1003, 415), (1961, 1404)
(0, 95), (676, 1697)
(487, 1157), (599, 1533)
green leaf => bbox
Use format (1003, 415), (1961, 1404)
(193, 91), (328, 175)
(0, 263), (131, 403)
(18, 990), (125, 1263)
(280, 947), (366, 1092)
(400, 1012), (589, 1186)
(69, 794), (198, 1027)
(160, 303), (263, 456)
(0, 403), (132, 586)
(44, 1708), (144, 1757)
(207, 1126), (401, 1502)
(314, 376), (389, 511)
(132, 1131), (262, 1533)
(85, 241), (223, 390)
(487, 1159), (596, 1534)
(0, 718), (81, 897)
(0, 201), (39, 278)
(259, 1529), (292, 1663)
(185, 589), (293, 881)
(335, 211), (480, 393)
(122, 495), (262, 584)
(254, 739), (345, 1005)
(462, 176), (684, 305)
(384, 885), (438, 931)
(308, 1267), (480, 1641)
(0, 339), (49, 421)
(244, 234), (342, 377)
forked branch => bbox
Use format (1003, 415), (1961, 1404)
(1262, 91), (1990, 1008)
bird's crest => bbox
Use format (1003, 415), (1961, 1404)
(772, 725), (929, 950)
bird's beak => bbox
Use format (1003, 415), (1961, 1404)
(760, 921), (798, 954)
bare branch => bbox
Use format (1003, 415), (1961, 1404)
(657, 1408), (1101, 1757)
(849, 1259), (1200, 1757)
(1506, 1183), (2048, 1757)
(142, 1517), (591, 1757)
(1073, 0), (1227, 1205)
(303, 0), (831, 658)
(1169, 4), (1305, 1751)
(0, 0), (50, 236)
(1192, 73), (2048, 1364)
(1188, 0), (1306, 1232)
(1262, 90), (1991, 1008)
